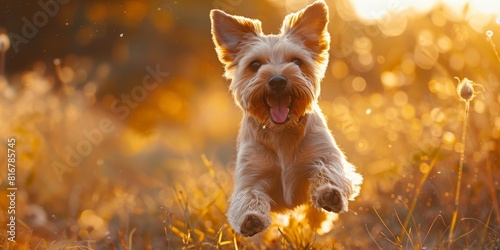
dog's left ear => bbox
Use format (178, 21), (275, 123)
(281, 1), (330, 57)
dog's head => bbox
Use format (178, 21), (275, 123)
(210, 1), (330, 129)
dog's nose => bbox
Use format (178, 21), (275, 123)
(268, 75), (287, 91)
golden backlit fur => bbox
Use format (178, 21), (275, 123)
(210, 1), (363, 236)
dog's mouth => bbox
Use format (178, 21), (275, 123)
(264, 94), (293, 124)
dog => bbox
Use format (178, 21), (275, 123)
(210, 1), (363, 236)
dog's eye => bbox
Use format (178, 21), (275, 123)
(291, 58), (302, 66)
(249, 61), (262, 72)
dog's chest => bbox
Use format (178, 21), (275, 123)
(259, 129), (307, 166)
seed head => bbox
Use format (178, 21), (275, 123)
(0, 33), (10, 53)
(456, 77), (482, 102)
(486, 30), (494, 38)
(459, 79), (473, 101)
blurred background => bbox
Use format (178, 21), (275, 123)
(0, 0), (499, 248)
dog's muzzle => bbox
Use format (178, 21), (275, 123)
(265, 75), (293, 124)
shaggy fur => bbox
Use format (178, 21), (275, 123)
(210, 1), (363, 236)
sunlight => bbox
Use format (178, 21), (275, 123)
(317, 212), (339, 235)
(274, 213), (291, 227)
(350, 0), (500, 19)
(349, 0), (435, 21)
(349, 0), (500, 32)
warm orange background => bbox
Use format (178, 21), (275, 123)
(0, 0), (499, 248)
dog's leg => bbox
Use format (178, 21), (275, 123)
(227, 187), (272, 236)
(227, 146), (276, 236)
(304, 114), (362, 213)
(309, 159), (360, 213)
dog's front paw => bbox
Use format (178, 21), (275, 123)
(239, 212), (269, 237)
(313, 185), (347, 213)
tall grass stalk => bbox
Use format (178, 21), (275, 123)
(447, 99), (468, 247)
(486, 30), (500, 63)
(448, 77), (478, 248)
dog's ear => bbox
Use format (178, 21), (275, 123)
(210, 10), (262, 65)
(281, 1), (330, 57)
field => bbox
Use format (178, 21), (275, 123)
(0, 0), (499, 249)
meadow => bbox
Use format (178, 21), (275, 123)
(0, 0), (499, 249)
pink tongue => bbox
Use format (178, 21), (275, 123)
(268, 95), (291, 124)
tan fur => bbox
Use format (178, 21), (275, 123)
(210, 1), (363, 236)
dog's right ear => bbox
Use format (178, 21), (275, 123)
(210, 10), (262, 65)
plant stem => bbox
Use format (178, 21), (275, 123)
(488, 37), (500, 63)
(448, 100), (469, 247)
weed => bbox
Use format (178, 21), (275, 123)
(448, 77), (483, 248)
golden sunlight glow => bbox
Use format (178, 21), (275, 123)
(317, 212), (339, 235)
(442, 131), (456, 145)
(349, 0), (500, 32)
(274, 213), (291, 227)
(419, 163), (430, 174)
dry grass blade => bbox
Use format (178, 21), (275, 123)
(193, 228), (205, 243)
(128, 228), (136, 250)
(380, 232), (400, 247)
(448, 210), (459, 246)
(278, 228), (295, 249)
(16, 218), (32, 233)
(394, 208), (414, 248)
(366, 224), (383, 250)
(479, 206), (494, 248)
(462, 214), (500, 249)
(422, 214), (446, 245)
(35, 239), (48, 250)
(174, 187), (193, 244)
(215, 225), (225, 247)
(452, 228), (475, 244)
(232, 233), (239, 250)
(373, 206), (400, 247)
(171, 225), (188, 244)
(399, 146), (442, 244)
(460, 218), (499, 234)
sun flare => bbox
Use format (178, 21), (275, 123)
(349, 0), (500, 32)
